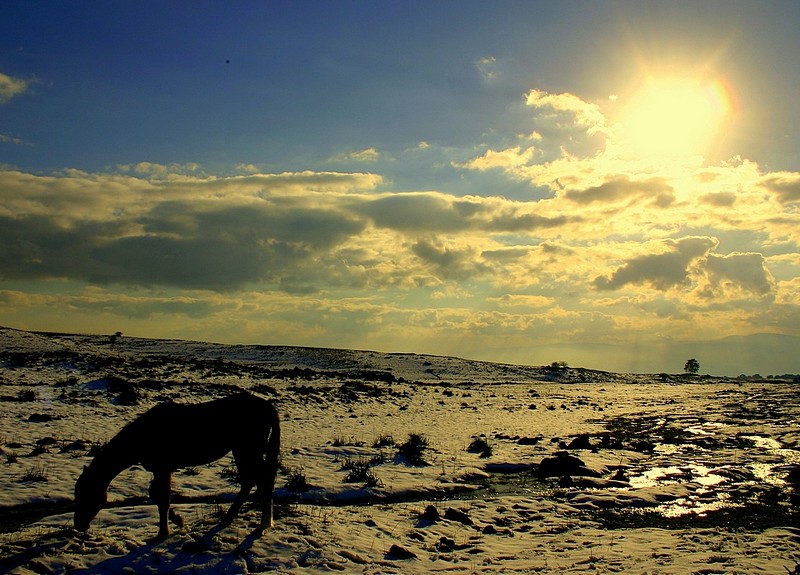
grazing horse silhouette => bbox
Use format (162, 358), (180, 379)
(74, 392), (280, 540)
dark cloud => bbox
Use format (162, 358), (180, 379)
(700, 192), (737, 207)
(481, 247), (532, 262)
(412, 238), (489, 280)
(482, 211), (573, 232)
(594, 236), (718, 291)
(705, 252), (775, 296)
(356, 193), (572, 233)
(564, 176), (674, 206)
(0, 204), (366, 291)
(357, 194), (466, 232)
(761, 174), (800, 204)
(540, 241), (575, 256)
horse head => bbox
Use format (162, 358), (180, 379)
(74, 465), (108, 532)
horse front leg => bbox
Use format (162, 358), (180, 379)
(149, 470), (172, 541)
(220, 479), (254, 528)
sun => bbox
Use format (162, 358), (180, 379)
(613, 75), (732, 161)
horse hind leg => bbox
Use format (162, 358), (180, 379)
(257, 414), (280, 532)
(221, 451), (257, 528)
(256, 450), (278, 532)
(149, 471), (173, 541)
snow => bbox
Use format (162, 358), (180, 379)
(1, 326), (798, 574)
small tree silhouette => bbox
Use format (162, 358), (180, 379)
(684, 358), (700, 374)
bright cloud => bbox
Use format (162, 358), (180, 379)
(476, 56), (498, 82)
(525, 89), (606, 133)
(329, 147), (382, 163)
(0, 72), (30, 103)
(0, 132), (30, 146)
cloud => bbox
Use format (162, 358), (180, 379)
(354, 193), (573, 233)
(704, 252), (775, 297)
(0, 169), (375, 291)
(457, 146), (536, 172)
(328, 147), (382, 163)
(2, 144), (798, 374)
(0, 289), (229, 320)
(235, 163), (262, 174)
(487, 294), (554, 309)
(0, 133), (31, 146)
(476, 56), (498, 82)
(563, 175), (674, 206)
(117, 162), (204, 178)
(412, 237), (489, 281)
(594, 236), (718, 291)
(455, 89), (611, 181)
(525, 89), (606, 132)
(760, 172), (800, 205)
(700, 191), (737, 207)
(0, 72), (30, 103)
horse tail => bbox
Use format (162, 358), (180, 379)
(265, 402), (281, 471)
(258, 402), (280, 530)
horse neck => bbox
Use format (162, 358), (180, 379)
(88, 440), (137, 487)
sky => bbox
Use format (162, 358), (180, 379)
(1, 1), (800, 375)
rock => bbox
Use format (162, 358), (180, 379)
(567, 434), (591, 450)
(338, 549), (369, 564)
(419, 505), (440, 523)
(26, 560), (52, 575)
(611, 467), (629, 481)
(631, 439), (656, 453)
(538, 451), (600, 478)
(600, 435), (624, 449)
(27, 413), (55, 423)
(444, 507), (473, 525)
(436, 536), (457, 552)
(387, 544), (417, 560)
(517, 436), (541, 445)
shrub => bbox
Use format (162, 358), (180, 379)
(332, 435), (366, 447)
(17, 389), (38, 402)
(20, 464), (49, 483)
(340, 457), (381, 487)
(372, 434), (395, 448)
(467, 437), (493, 458)
(398, 433), (430, 466)
(284, 467), (311, 492)
(220, 465), (240, 484)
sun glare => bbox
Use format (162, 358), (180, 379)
(614, 76), (732, 161)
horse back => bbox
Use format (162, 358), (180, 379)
(118, 393), (277, 471)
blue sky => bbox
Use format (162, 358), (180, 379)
(2, 1), (800, 374)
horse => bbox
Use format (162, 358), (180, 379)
(74, 392), (280, 541)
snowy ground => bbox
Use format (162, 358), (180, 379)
(0, 326), (798, 574)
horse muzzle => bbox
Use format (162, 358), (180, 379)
(73, 515), (90, 532)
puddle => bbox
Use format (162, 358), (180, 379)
(655, 492), (734, 518)
(685, 422), (726, 436)
(591, 428), (800, 521)
(628, 464), (725, 489)
(742, 435), (800, 485)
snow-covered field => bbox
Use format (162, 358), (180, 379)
(0, 326), (798, 574)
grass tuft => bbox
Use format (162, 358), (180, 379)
(398, 433), (430, 466)
(20, 464), (49, 483)
(284, 467), (312, 492)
